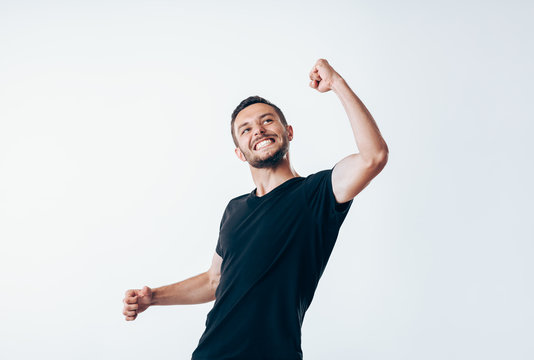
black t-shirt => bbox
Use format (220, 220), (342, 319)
(191, 166), (353, 360)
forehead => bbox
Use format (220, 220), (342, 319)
(234, 103), (278, 127)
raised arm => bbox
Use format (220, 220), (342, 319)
(122, 252), (223, 321)
(309, 58), (389, 204)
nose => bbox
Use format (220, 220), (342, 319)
(253, 125), (266, 137)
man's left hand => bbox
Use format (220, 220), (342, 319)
(309, 58), (343, 93)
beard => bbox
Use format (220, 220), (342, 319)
(241, 133), (290, 169)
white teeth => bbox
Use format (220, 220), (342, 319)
(256, 139), (273, 150)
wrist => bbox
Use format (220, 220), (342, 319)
(331, 74), (346, 93)
(150, 287), (158, 306)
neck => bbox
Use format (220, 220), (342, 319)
(249, 155), (300, 197)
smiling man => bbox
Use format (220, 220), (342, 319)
(122, 59), (388, 359)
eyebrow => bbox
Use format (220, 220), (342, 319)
(237, 112), (275, 133)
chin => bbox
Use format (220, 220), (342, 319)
(248, 148), (287, 169)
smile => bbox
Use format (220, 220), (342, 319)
(254, 138), (275, 150)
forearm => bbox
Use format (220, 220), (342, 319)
(331, 76), (388, 162)
(150, 272), (216, 306)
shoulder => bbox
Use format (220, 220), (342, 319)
(300, 166), (353, 222)
(298, 168), (335, 201)
(302, 168), (333, 190)
(229, 193), (249, 203)
(223, 193), (249, 213)
(304, 168), (332, 180)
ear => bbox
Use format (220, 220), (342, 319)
(234, 147), (247, 162)
(286, 125), (294, 141)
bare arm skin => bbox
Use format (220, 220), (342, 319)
(152, 252), (222, 305)
(309, 59), (389, 204)
(122, 252), (223, 321)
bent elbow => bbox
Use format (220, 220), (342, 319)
(377, 150), (388, 167)
(367, 150), (388, 169)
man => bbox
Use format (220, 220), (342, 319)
(122, 58), (388, 359)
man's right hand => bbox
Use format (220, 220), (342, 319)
(123, 286), (153, 321)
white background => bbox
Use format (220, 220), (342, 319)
(1, 1), (532, 359)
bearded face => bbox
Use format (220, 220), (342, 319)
(233, 103), (293, 169)
(239, 129), (290, 169)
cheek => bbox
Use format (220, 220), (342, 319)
(239, 143), (250, 155)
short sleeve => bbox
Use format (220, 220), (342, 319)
(303, 165), (353, 228)
(215, 202), (230, 257)
(215, 237), (223, 257)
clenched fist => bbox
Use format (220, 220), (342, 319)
(123, 286), (153, 321)
(309, 58), (343, 93)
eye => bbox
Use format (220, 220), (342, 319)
(241, 119), (272, 135)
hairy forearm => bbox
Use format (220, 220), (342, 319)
(331, 76), (388, 162)
(151, 272), (216, 305)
